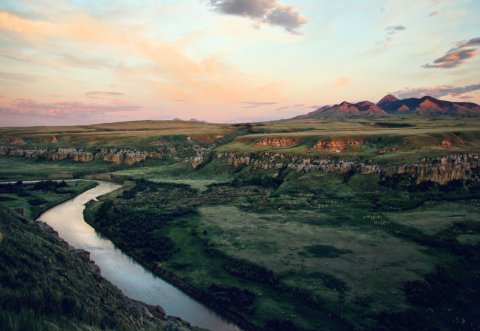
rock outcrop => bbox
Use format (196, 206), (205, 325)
(0, 135), (26, 145)
(0, 147), (162, 165)
(216, 152), (480, 184)
(256, 137), (299, 147)
(314, 138), (363, 153)
(2, 144), (479, 185)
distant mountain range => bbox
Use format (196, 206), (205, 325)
(293, 95), (480, 119)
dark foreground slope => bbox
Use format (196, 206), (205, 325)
(0, 183), (199, 331)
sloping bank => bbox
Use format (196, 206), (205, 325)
(0, 183), (201, 331)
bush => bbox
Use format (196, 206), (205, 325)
(27, 198), (48, 206)
(207, 284), (256, 312)
(224, 259), (277, 284)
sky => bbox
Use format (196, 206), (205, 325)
(0, 0), (479, 126)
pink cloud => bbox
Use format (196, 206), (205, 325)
(424, 37), (480, 69)
(393, 83), (480, 99)
(85, 91), (125, 99)
(333, 76), (351, 87)
(0, 97), (142, 116)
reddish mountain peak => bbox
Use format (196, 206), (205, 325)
(357, 101), (376, 106)
(356, 101), (386, 113)
(418, 98), (443, 111)
(292, 94), (480, 119)
(377, 94), (399, 105)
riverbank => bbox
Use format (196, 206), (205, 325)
(0, 181), (202, 331)
(39, 181), (239, 331)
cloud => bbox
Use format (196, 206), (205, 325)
(333, 76), (351, 87)
(0, 71), (41, 83)
(208, 0), (307, 33)
(392, 83), (480, 99)
(455, 37), (480, 48)
(0, 10), (282, 105)
(423, 37), (480, 69)
(371, 25), (406, 54)
(0, 98), (142, 116)
(86, 91), (125, 99)
(240, 101), (278, 108)
(386, 25), (405, 35)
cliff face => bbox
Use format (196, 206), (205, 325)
(2, 145), (479, 184)
(314, 139), (363, 153)
(256, 137), (299, 147)
(0, 147), (162, 165)
(215, 152), (480, 184)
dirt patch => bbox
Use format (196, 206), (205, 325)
(84, 173), (112, 181)
(48, 173), (74, 180)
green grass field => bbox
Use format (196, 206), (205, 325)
(3, 118), (480, 163)
(0, 180), (96, 219)
(85, 173), (480, 331)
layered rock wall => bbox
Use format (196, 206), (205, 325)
(0, 147), (162, 165)
(215, 152), (480, 184)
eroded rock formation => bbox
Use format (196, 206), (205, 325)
(256, 137), (299, 147)
(216, 152), (480, 184)
(314, 138), (363, 153)
(0, 147), (162, 165)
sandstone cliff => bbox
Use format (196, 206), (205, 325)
(2, 145), (479, 184)
(0, 147), (161, 165)
(215, 152), (480, 184)
(256, 137), (299, 147)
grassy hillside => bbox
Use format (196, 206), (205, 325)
(216, 118), (480, 162)
(0, 181), (199, 331)
(0, 120), (236, 148)
(2, 118), (480, 164)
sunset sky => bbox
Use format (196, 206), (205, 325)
(0, 0), (479, 126)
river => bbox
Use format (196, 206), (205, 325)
(36, 181), (240, 331)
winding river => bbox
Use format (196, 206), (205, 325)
(36, 181), (240, 331)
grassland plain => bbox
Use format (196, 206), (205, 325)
(2, 118), (480, 162)
(85, 172), (480, 331)
(0, 181), (202, 331)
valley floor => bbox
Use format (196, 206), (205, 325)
(83, 169), (480, 331)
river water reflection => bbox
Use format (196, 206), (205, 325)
(37, 181), (240, 331)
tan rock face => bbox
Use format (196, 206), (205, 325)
(440, 139), (453, 149)
(256, 137), (299, 147)
(314, 139), (363, 153)
(216, 151), (480, 185)
(1, 135), (26, 145)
